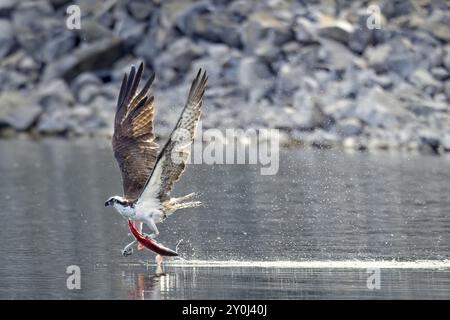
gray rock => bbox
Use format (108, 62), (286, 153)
(238, 56), (273, 103)
(37, 105), (104, 136)
(444, 46), (450, 71)
(114, 11), (146, 51)
(0, 0), (449, 147)
(42, 32), (78, 63)
(37, 109), (71, 134)
(305, 129), (340, 149)
(355, 87), (412, 128)
(77, 84), (102, 105)
(367, 39), (419, 78)
(292, 92), (330, 130)
(336, 118), (363, 137)
(190, 44), (242, 87)
(12, 1), (76, 63)
(381, 0), (415, 19)
(176, 4), (241, 48)
(134, 26), (173, 66)
(126, 0), (156, 21)
(410, 69), (442, 95)
(78, 19), (115, 43)
(37, 79), (75, 111)
(317, 19), (354, 45)
(407, 97), (448, 116)
(274, 64), (304, 106)
(319, 39), (359, 70)
(348, 14), (377, 53)
(365, 44), (391, 71)
(441, 134), (450, 152)
(42, 38), (123, 82)
(226, 0), (254, 20)
(0, 91), (42, 130)
(241, 10), (293, 55)
(445, 81), (450, 100)
(418, 129), (441, 154)
(0, 68), (30, 90)
(293, 17), (317, 44)
(1, 50), (40, 75)
(387, 52), (417, 79)
(0, 19), (15, 58)
(323, 99), (356, 121)
(430, 67), (449, 81)
(70, 72), (102, 95)
(0, 0), (16, 17)
(281, 41), (302, 64)
(48, 0), (72, 8)
(370, 73), (394, 89)
(423, 11), (450, 42)
(153, 37), (204, 82)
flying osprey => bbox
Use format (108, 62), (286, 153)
(105, 62), (207, 256)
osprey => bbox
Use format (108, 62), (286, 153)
(105, 62), (207, 256)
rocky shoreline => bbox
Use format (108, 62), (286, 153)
(0, 0), (449, 154)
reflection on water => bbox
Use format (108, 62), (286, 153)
(0, 139), (449, 299)
(117, 265), (450, 300)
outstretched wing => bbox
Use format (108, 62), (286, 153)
(138, 69), (207, 204)
(112, 62), (159, 202)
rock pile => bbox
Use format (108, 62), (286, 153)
(0, 0), (449, 154)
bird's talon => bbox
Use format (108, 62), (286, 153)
(122, 247), (133, 257)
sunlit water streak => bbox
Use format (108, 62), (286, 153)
(123, 259), (450, 269)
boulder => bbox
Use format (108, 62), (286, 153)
(126, 0), (156, 21)
(12, 1), (76, 63)
(153, 37), (204, 80)
(0, 19), (15, 58)
(292, 91), (331, 130)
(336, 118), (363, 137)
(0, 0), (16, 17)
(42, 38), (123, 82)
(238, 56), (273, 103)
(70, 72), (103, 104)
(0, 91), (42, 130)
(241, 10), (294, 56)
(410, 69), (442, 95)
(176, 4), (241, 48)
(355, 87), (412, 128)
(36, 79), (75, 111)
(317, 16), (354, 45)
(293, 17), (318, 44)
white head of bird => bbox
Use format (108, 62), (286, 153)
(104, 196), (135, 218)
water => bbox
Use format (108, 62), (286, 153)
(0, 139), (449, 299)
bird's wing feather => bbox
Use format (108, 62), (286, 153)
(138, 69), (207, 205)
(112, 62), (159, 202)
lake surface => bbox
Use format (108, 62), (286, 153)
(0, 139), (449, 299)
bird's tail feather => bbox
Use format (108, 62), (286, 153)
(172, 201), (202, 211)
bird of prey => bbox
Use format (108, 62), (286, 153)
(105, 62), (207, 256)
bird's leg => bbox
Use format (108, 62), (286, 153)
(143, 217), (159, 239)
(122, 239), (137, 257)
(155, 255), (164, 275)
(156, 254), (164, 266)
